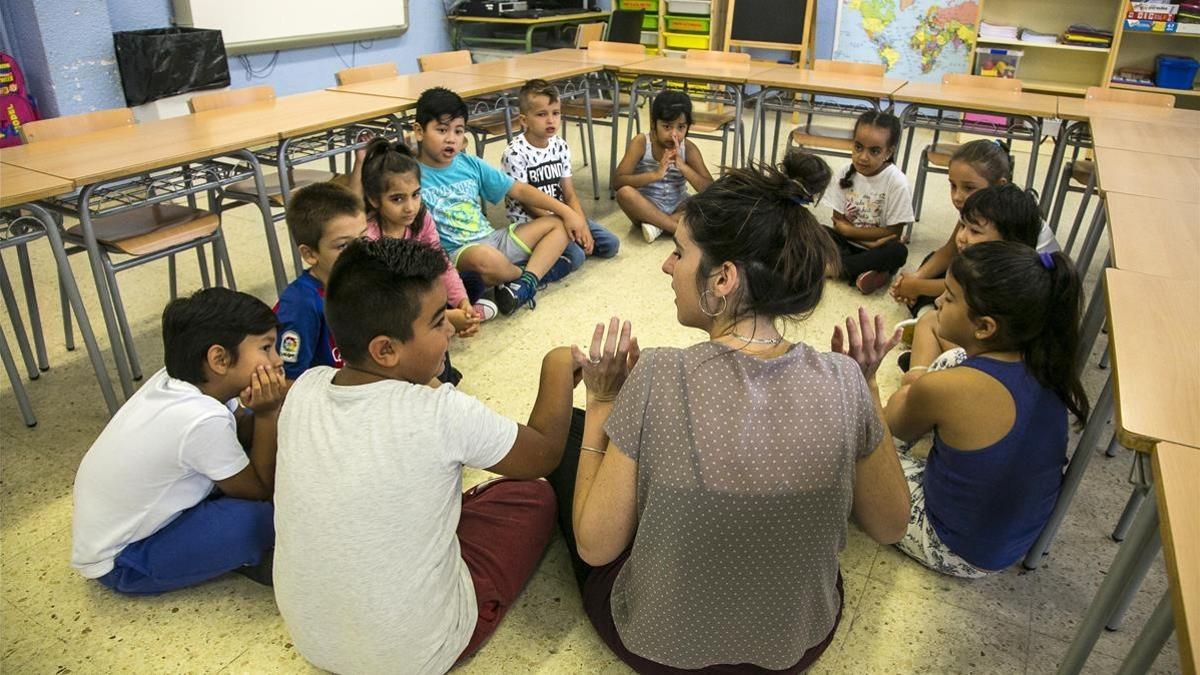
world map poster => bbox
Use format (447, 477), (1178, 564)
(833, 0), (980, 82)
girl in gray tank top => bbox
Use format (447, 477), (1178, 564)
(634, 131), (688, 214)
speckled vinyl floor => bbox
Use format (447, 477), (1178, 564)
(0, 112), (1180, 673)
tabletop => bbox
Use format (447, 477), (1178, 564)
(447, 11), (608, 24)
(1094, 147), (1200, 203)
(438, 56), (601, 81)
(529, 47), (652, 69)
(0, 114), (279, 186)
(195, 90), (413, 141)
(1056, 96), (1200, 124)
(1152, 441), (1200, 675)
(1088, 116), (1200, 159)
(891, 81), (1058, 118)
(618, 56), (777, 85)
(1104, 269), (1200, 452)
(329, 70), (523, 101)
(1106, 193), (1200, 282)
(0, 164), (74, 208)
(753, 65), (907, 99)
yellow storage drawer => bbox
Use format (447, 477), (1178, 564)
(617, 0), (658, 11)
(662, 32), (711, 50)
(664, 15), (710, 33)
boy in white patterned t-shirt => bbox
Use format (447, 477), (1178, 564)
(502, 79), (619, 272)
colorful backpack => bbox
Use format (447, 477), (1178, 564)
(0, 52), (40, 148)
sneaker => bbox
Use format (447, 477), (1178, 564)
(641, 223), (664, 243)
(540, 255), (574, 287)
(855, 270), (892, 295)
(495, 280), (537, 315)
(235, 552), (274, 587)
(473, 299), (498, 322)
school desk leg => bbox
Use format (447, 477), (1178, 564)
(1041, 120), (1073, 218)
(15, 243), (48, 371)
(1024, 374), (1113, 569)
(0, 317), (35, 426)
(27, 204), (120, 414)
(75, 185), (136, 399)
(1057, 498), (1159, 675)
(583, 87), (599, 199)
(748, 89), (763, 165)
(731, 86), (744, 169)
(1024, 116), (1042, 191)
(1115, 592), (1175, 675)
(274, 142), (306, 279)
(238, 150), (286, 296)
(0, 253), (39, 381)
(625, 77), (643, 163)
(609, 73), (621, 199)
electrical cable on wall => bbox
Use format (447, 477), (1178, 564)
(237, 51), (279, 81)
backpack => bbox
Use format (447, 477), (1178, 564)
(0, 52), (40, 147)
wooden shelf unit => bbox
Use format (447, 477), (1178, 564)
(1106, 11), (1200, 105)
(972, 0), (1125, 96)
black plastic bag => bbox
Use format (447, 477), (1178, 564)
(112, 28), (231, 106)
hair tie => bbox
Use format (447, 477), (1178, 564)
(992, 139), (1004, 148)
(1038, 251), (1055, 270)
(790, 195), (812, 206)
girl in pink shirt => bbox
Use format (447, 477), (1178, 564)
(357, 138), (487, 337)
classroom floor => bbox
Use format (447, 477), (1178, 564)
(0, 113), (1181, 674)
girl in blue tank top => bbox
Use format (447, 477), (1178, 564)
(883, 241), (1089, 577)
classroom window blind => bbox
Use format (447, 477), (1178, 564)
(172, 0), (409, 55)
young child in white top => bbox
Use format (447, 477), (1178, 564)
(273, 237), (580, 675)
(819, 109), (914, 295)
(71, 288), (286, 594)
(501, 79), (620, 270)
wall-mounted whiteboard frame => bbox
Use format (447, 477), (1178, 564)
(173, 0), (409, 55)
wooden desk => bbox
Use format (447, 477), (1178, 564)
(530, 47), (653, 69)
(1105, 269), (1200, 452)
(438, 56), (601, 82)
(197, 90), (413, 140)
(618, 56), (777, 85)
(753, 66), (907, 99)
(891, 81), (1058, 118)
(1057, 96), (1200, 124)
(448, 11), (609, 52)
(0, 164), (73, 207)
(1106, 194), (1200, 282)
(1152, 441), (1200, 675)
(1089, 117), (1200, 159)
(0, 114), (278, 186)
(328, 70), (522, 101)
(1094, 147), (1200, 203)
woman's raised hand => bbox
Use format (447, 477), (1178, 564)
(831, 307), (902, 382)
(573, 317), (640, 403)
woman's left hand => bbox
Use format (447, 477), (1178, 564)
(573, 317), (639, 403)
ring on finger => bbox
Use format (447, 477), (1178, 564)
(589, 355), (602, 364)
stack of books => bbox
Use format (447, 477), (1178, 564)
(1017, 28), (1058, 45)
(1124, 2), (1200, 33)
(1062, 23), (1114, 48)
(979, 21), (1019, 40)
(1111, 66), (1156, 87)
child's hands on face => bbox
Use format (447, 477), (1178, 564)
(658, 148), (677, 178)
(239, 365), (288, 414)
(447, 300), (481, 338)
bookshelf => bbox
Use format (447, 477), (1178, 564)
(972, 0), (1124, 96)
(1105, 7), (1200, 104)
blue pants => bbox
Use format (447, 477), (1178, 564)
(564, 219), (620, 271)
(97, 496), (274, 595)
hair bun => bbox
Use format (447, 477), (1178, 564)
(780, 150), (832, 205)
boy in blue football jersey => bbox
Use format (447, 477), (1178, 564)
(275, 182), (367, 381)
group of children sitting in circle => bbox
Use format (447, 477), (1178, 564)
(68, 78), (1087, 674)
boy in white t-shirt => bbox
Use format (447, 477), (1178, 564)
(501, 79), (619, 272)
(273, 237), (578, 675)
(71, 288), (287, 594)
(819, 110), (914, 295)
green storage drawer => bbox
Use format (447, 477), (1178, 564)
(641, 14), (658, 29)
(664, 14), (710, 33)
(617, 0), (658, 11)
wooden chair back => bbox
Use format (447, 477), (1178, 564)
(588, 40), (646, 55)
(686, 49), (750, 64)
(575, 22), (607, 47)
(418, 50), (472, 72)
(942, 73), (1021, 93)
(336, 62), (398, 85)
(188, 85), (274, 113)
(23, 107), (135, 143)
(814, 59), (885, 77)
(1085, 86), (1175, 108)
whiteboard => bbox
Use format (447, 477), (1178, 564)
(173, 0), (409, 55)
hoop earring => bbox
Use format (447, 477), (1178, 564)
(699, 290), (727, 317)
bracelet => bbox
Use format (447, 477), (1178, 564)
(580, 445), (606, 455)
(908, 366), (929, 372)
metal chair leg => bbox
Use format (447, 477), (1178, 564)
(1105, 522), (1161, 631)
(214, 229), (237, 292)
(1115, 592), (1176, 675)
(15, 243), (48, 371)
(59, 280), (75, 352)
(0, 325), (36, 426)
(102, 256), (142, 382)
(168, 254), (178, 301)
(1105, 431), (1121, 458)
(0, 254), (39, 380)
(196, 245), (211, 289)
(912, 148), (930, 221)
(1112, 485), (1149, 543)
(1065, 170), (1098, 254)
(1048, 162), (1073, 235)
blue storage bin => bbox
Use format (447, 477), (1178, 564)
(1155, 54), (1199, 90)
